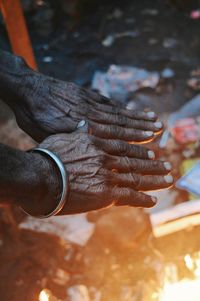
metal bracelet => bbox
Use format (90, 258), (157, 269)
(21, 147), (68, 219)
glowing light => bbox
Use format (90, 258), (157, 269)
(39, 290), (50, 301)
(184, 254), (194, 270)
(160, 278), (200, 301)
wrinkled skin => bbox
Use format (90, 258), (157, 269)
(39, 126), (173, 214)
(10, 64), (163, 143)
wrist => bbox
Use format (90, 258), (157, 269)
(19, 152), (62, 217)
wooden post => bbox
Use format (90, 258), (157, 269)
(0, 0), (37, 70)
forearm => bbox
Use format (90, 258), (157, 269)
(0, 50), (30, 108)
(0, 143), (61, 216)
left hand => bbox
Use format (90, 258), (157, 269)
(12, 66), (163, 142)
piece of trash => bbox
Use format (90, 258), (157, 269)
(190, 10), (200, 20)
(102, 35), (115, 47)
(141, 9), (158, 16)
(163, 37), (178, 49)
(171, 117), (200, 144)
(68, 285), (90, 301)
(102, 31), (139, 47)
(92, 65), (159, 100)
(168, 94), (200, 128)
(176, 162), (200, 197)
(43, 56), (53, 63)
(150, 199), (200, 237)
(20, 214), (95, 246)
(179, 159), (200, 200)
(161, 68), (175, 78)
(187, 78), (200, 91)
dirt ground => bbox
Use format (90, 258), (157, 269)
(0, 0), (200, 300)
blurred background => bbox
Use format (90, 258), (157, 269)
(0, 1), (200, 301)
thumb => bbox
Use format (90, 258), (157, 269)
(76, 120), (89, 134)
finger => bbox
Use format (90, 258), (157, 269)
(93, 138), (156, 160)
(120, 108), (158, 121)
(88, 109), (163, 133)
(90, 122), (155, 143)
(110, 187), (157, 208)
(105, 170), (174, 191)
(105, 156), (172, 174)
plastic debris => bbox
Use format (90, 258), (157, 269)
(176, 162), (200, 197)
(92, 65), (159, 100)
(102, 31), (139, 47)
(163, 38), (178, 49)
(43, 56), (53, 63)
(20, 214), (95, 246)
(68, 285), (90, 301)
(168, 94), (200, 128)
(190, 10), (200, 20)
(161, 68), (175, 78)
(171, 117), (200, 145)
(179, 159), (200, 200)
(187, 78), (200, 91)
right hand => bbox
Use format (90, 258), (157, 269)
(39, 125), (173, 215)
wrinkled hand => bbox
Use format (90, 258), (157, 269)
(13, 66), (163, 142)
(39, 126), (173, 214)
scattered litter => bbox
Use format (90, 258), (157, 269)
(163, 38), (178, 49)
(179, 159), (200, 199)
(141, 9), (158, 16)
(160, 94), (200, 148)
(20, 214), (95, 246)
(168, 94), (200, 128)
(190, 10), (200, 20)
(68, 285), (90, 301)
(102, 31), (139, 47)
(150, 199), (200, 237)
(161, 68), (175, 78)
(92, 65), (159, 100)
(102, 35), (114, 47)
(176, 162), (200, 197)
(187, 78), (200, 91)
(171, 117), (200, 145)
(43, 56), (53, 63)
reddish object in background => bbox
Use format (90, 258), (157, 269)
(0, 0), (37, 70)
(171, 117), (200, 144)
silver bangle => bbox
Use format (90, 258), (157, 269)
(21, 147), (68, 219)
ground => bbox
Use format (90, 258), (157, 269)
(0, 0), (200, 300)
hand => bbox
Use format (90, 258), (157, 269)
(12, 66), (163, 142)
(38, 126), (173, 215)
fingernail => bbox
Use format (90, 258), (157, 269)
(77, 120), (86, 128)
(145, 131), (154, 137)
(151, 196), (157, 204)
(164, 175), (174, 184)
(154, 121), (163, 129)
(164, 162), (172, 171)
(148, 150), (155, 159)
(147, 112), (156, 118)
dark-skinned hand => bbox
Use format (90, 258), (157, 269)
(38, 124), (173, 215)
(10, 61), (163, 143)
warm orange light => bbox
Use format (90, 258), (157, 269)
(160, 279), (200, 301)
(39, 289), (50, 301)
